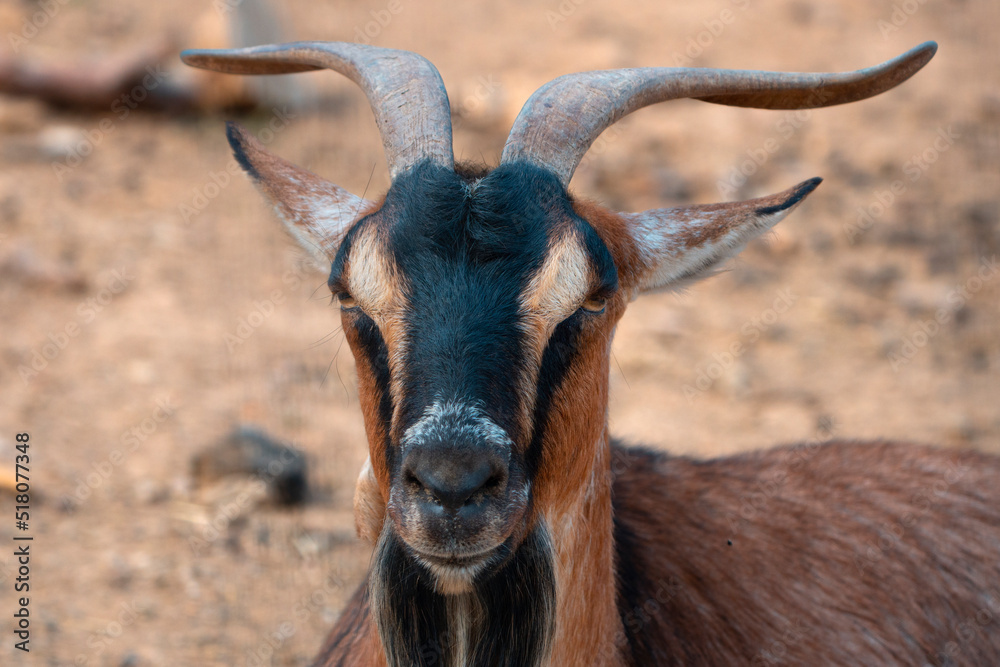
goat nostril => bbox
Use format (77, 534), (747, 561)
(467, 474), (505, 507)
(482, 473), (504, 493)
(404, 470), (444, 505)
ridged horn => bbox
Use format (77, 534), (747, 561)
(502, 41), (937, 186)
(181, 42), (454, 178)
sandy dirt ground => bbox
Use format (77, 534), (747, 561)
(0, 0), (997, 665)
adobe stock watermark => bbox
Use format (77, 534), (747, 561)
(877, 0), (930, 39)
(188, 446), (304, 555)
(179, 106), (296, 225)
(224, 255), (318, 352)
(886, 255), (998, 371)
(682, 288), (796, 402)
(589, 576), (682, 665)
(350, 0), (407, 45)
(545, 0), (589, 30)
(225, 292), (287, 352)
(51, 65), (171, 181)
(844, 125), (961, 244)
(452, 74), (502, 126)
(60, 397), (176, 509)
(7, 0), (72, 53)
(576, 118), (633, 172)
(18, 267), (135, 384)
(854, 457), (970, 577)
(752, 619), (809, 666)
(620, 577), (682, 636)
(716, 89), (834, 198)
(930, 588), (1000, 667)
(670, 0), (751, 67)
(74, 600), (143, 666)
(243, 568), (349, 666)
(725, 417), (836, 537)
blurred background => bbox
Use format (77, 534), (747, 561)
(0, 0), (997, 664)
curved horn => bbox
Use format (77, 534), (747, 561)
(181, 42), (454, 178)
(502, 41), (937, 186)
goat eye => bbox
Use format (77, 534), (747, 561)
(581, 296), (607, 313)
(337, 292), (358, 310)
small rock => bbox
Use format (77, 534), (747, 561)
(293, 532), (321, 559)
(191, 425), (308, 505)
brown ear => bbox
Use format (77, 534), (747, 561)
(226, 122), (371, 264)
(625, 178), (821, 294)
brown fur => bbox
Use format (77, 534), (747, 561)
(532, 352), (620, 664)
(312, 585), (386, 667)
(342, 313), (392, 506)
(612, 440), (1000, 665)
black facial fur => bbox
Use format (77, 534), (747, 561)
(352, 313), (396, 467)
(385, 161), (568, 444)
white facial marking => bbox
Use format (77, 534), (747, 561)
(521, 233), (592, 330)
(347, 224), (399, 321)
(417, 553), (492, 596)
(346, 224), (411, 409)
(446, 591), (482, 665)
(402, 400), (514, 451)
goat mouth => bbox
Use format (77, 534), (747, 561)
(412, 546), (494, 569)
(411, 547), (498, 594)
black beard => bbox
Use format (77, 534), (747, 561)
(370, 523), (556, 667)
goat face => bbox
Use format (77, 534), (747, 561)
(217, 111), (825, 598)
(221, 113), (820, 598)
(331, 160), (620, 594)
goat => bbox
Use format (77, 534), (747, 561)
(182, 41), (1000, 666)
